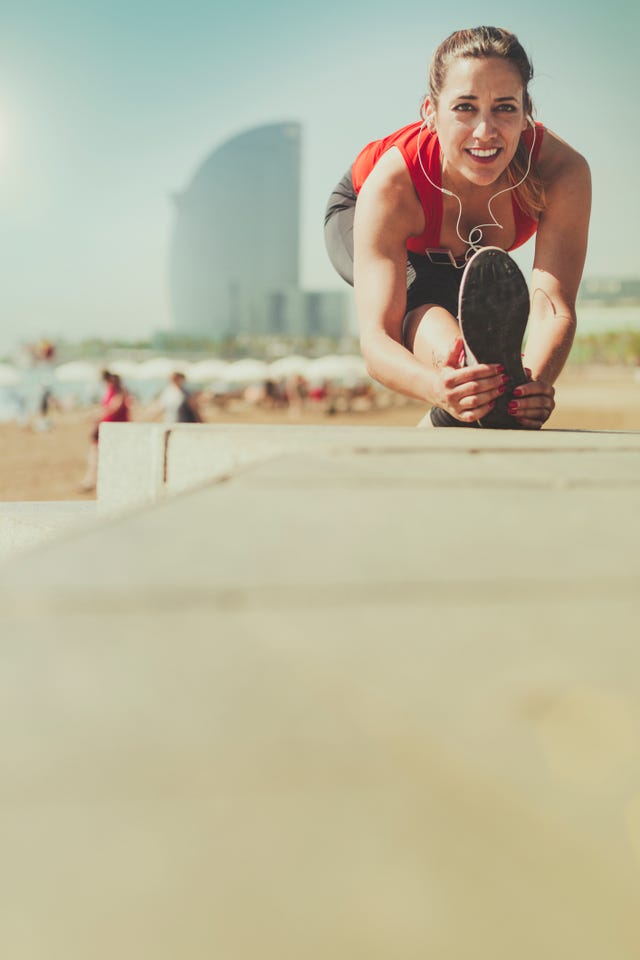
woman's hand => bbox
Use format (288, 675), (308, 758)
(507, 372), (555, 429)
(434, 337), (509, 423)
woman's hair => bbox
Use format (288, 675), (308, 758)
(427, 26), (545, 218)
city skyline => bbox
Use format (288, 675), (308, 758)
(1, 1), (638, 354)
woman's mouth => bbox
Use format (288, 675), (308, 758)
(466, 146), (501, 164)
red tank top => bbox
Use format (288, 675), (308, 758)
(101, 383), (130, 422)
(351, 121), (544, 255)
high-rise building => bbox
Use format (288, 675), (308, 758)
(169, 122), (302, 339)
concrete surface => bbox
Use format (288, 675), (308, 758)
(1, 424), (640, 958)
(0, 500), (96, 560)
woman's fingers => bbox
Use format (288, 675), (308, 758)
(508, 380), (555, 427)
(445, 388), (500, 422)
(446, 367), (509, 418)
(443, 363), (504, 390)
(510, 400), (554, 418)
(510, 379), (555, 402)
(457, 399), (497, 422)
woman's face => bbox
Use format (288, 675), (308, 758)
(431, 56), (528, 188)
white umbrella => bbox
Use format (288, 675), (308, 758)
(305, 354), (369, 382)
(54, 361), (100, 383)
(186, 359), (230, 383)
(134, 357), (182, 380)
(337, 354), (369, 381)
(268, 355), (310, 379)
(109, 360), (141, 380)
(0, 363), (21, 386)
(226, 359), (269, 384)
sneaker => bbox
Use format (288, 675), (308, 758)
(458, 246), (530, 428)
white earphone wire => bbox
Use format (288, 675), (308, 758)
(416, 116), (537, 266)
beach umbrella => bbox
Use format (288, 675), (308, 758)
(226, 359), (270, 384)
(305, 354), (369, 382)
(134, 357), (181, 380)
(54, 361), (100, 383)
(186, 359), (230, 383)
(338, 354), (369, 381)
(109, 360), (141, 380)
(305, 354), (343, 380)
(0, 363), (21, 386)
(267, 355), (310, 379)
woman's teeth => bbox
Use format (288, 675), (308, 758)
(468, 148), (499, 158)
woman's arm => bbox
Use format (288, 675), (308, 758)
(354, 148), (506, 419)
(527, 131), (591, 380)
(354, 148), (432, 399)
(512, 132), (591, 427)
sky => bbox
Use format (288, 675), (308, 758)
(1, 0), (638, 354)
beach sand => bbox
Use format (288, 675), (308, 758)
(1, 367), (638, 502)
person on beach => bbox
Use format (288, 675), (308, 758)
(147, 371), (203, 424)
(79, 370), (130, 492)
(324, 25), (591, 428)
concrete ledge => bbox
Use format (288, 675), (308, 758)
(97, 422), (169, 513)
(98, 422), (640, 512)
(0, 501), (97, 561)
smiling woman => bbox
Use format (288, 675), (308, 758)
(324, 25), (591, 430)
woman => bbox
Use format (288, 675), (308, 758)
(79, 371), (131, 492)
(324, 26), (591, 428)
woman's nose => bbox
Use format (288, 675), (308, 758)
(473, 115), (497, 139)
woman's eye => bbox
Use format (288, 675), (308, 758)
(453, 102), (518, 113)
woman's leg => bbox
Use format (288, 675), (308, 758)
(402, 258), (478, 427)
(403, 303), (463, 371)
(405, 304), (476, 428)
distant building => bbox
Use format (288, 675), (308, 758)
(169, 122), (349, 341)
(263, 289), (350, 339)
(579, 277), (640, 305)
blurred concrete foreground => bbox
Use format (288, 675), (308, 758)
(2, 422), (640, 959)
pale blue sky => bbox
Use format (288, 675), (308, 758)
(1, 0), (637, 352)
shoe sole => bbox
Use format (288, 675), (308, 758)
(458, 247), (529, 429)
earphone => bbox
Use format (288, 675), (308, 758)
(416, 110), (537, 263)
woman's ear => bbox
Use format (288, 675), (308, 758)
(422, 99), (437, 131)
(421, 97), (435, 128)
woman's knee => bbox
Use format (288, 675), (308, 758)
(405, 304), (463, 370)
(324, 213), (355, 286)
(404, 303), (458, 348)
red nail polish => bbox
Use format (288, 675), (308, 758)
(513, 387), (523, 397)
